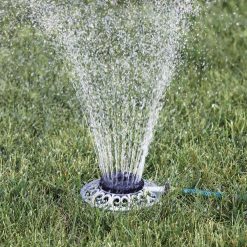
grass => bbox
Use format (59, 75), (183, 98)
(0, 1), (247, 246)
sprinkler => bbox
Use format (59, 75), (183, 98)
(81, 177), (170, 211)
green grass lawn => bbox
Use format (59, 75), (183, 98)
(0, 1), (247, 246)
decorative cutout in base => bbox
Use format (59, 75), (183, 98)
(81, 179), (170, 211)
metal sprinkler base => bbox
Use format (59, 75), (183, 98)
(81, 179), (170, 211)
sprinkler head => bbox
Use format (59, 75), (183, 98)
(99, 172), (144, 194)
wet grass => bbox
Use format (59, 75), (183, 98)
(0, 1), (247, 246)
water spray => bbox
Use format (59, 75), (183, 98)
(22, 0), (201, 211)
